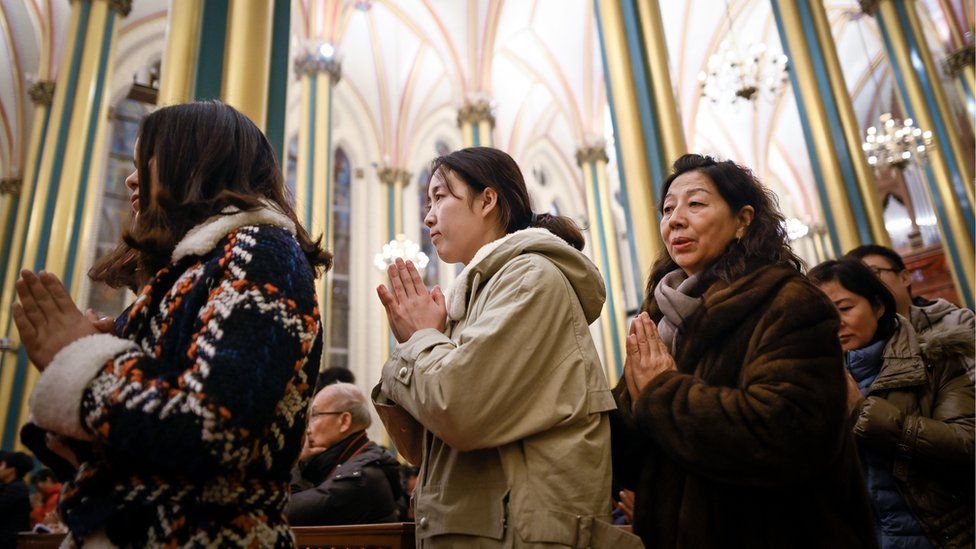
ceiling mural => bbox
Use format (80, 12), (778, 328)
(0, 0), (970, 228)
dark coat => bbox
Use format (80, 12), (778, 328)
(0, 479), (30, 547)
(27, 207), (322, 547)
(612, 264), (877, 548)
(286, 440), (402, 526)
(852, 318), (974, 548)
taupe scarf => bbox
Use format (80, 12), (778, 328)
(653, 269), (702, 353)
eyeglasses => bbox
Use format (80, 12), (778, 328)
(309, 409), (347, 420)
(867, 266), (901, 276)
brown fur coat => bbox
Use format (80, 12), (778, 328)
(612, 264), (877, 548)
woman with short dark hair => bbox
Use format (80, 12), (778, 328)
(373, 147), (642, 547)
(13, 100), (329, 547)
(612, 154), (877, 547)
(810, 258), (974, 548)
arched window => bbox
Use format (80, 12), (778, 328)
(328, 147), (352, 369)
(87, 97), (153, 316)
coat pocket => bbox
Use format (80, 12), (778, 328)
(414, 485), (509, 541)
(514, 510), (643, 548)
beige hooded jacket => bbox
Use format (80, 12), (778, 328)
(373, 228), (642, 548)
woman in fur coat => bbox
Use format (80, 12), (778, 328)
(612, 154), (877, 548)
(12, 101), (330, 547)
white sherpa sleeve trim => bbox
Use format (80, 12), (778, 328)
(30, 333), (139, 441)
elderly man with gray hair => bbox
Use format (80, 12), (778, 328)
(285, 383), (403, 525)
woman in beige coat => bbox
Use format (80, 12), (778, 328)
(373, 147), (642, 548)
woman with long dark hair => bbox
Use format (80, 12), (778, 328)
(810, 258), (974, 548)
(611, 154), (876, 547)
(13, 100), (329, 547)
(372, 147), (642, 547)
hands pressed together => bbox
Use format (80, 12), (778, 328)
(622, 312), (677, 409)
(376, 259), (447, 343)
(11, 270), (113, 371)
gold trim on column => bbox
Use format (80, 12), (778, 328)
(775, 0), (862, 253)
(458, 100), (494, 147)
(596, 0), (663, 281)
(45, 0), (113, 280)
(222, 0), (274, 129)
(158, 0), (203, 106)
(809, 0), (890, 246)
(581, 152), (620, 385)
(877, 0), (975, 296)
(27, 81), (55, 106)
(636, 0), (686, 164)
(902, 1), (974, 206)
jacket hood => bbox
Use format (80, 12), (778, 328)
(876, 315), (974, 389)
(446, 228), (606, 323)
(913, 298), (957, 325)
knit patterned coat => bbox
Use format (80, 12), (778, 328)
(29, 206), (322, 548)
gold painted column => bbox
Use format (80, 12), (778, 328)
(378, 167), (411, 361)
(578, 144), (626, 385)
(944, 46), (975, 134)
(865, 0), (975, 306)
(0, 80), (55, 450)
(0, 0), (128, 449)
(294, 49), (341, 367)
(221, 0), (274, 129)
(595, 0), (683, 292)
(771, 0), (890, 255)
(0, 179), (22, 288)
(157, 0), (204, 106)
(457, 100), (494, 148)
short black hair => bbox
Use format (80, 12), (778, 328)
(31, 468), (56, 486)
(808, 258), (899, 344)
(1, 451), (34, 479)
(315, 367), (356, 392)
(847, 244), (907, 271)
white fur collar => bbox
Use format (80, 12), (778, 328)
(445, 228), (551, 320)
(171, 203), (296, 262)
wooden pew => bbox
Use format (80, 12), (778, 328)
(18, 523), (417, 549)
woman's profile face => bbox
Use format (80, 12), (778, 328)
(660, 171), (751, 276)
(424, 169), (494, 264)
(817, 280), (883, 351)
(124, 138), (158, 215)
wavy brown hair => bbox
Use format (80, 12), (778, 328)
(646, 154), (803, 296)
(90, 101), (330, 290)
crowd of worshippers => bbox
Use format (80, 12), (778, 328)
(5, 101), (973, 548)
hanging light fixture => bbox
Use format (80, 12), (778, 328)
(862, 113), (934, 172)
(374, 234), (430, 272)
(698, 2), (790, 106)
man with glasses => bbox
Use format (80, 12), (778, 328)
(848, 244), (974, 371)
(285, 383), (403, 525)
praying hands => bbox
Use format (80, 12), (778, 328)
(376, 258), (447, 343)
(11, 270), (107, 370)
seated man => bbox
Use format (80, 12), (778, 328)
(0, 451), (33, 547)
(286, 383), (402, 526)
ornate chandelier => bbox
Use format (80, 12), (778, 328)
(862, 113), (934, 172)
(373, 234), (430, 272)
(699, 41), (790, 105)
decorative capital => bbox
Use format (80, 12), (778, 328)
(0, 177), (23, 197)
(294, 52), (342, 81)
(377, 167), (411, 187)
(943, 45), (974, 77)
(457, 101), (495, 128)
(858, 0), (880, 16)
(28, 81), (55, 106)
(109, 0), (132, 16)
(575, 145), (608, 167)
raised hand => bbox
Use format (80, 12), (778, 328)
(375, 259), (447, 343)
(12, 270), (100, 370)
(623, 312), (677, 407)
